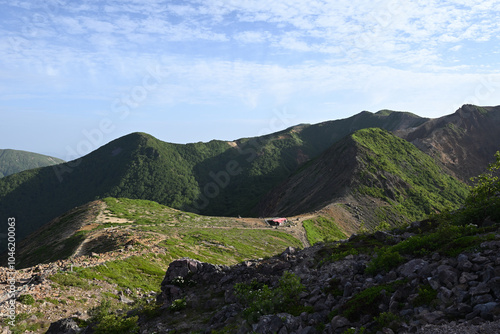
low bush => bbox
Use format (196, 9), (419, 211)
(169, 298), (187, 312)
(413, 284), (437, 307)
(373, 312), (402, 332)
(88, 300), (139, 334)
(18, 294), (35, 305)
(235, 271), (306, 323)
(464, 151), (500, 223)
(365, 249), (404, 275)
(342, 280), (405, 321)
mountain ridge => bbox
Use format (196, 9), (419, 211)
(0, 108), (432, 249)
(256, 128), (469, 228)
(399, 104), (500, 182)
(5, 197), (310, 269)
(0, 149), (65, 178)
(1, 105), (499, 251)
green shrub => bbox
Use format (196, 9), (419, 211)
(319, 234), (383, 265)
(465, 151), (500, 223)
(413, 285), (437, 307)
(101, 291), (119, 300)
(342, 281), (405, 321)
(89, 300), (139, 334)
(365, 249), (404, 275)
(89, 300), (113, 323)
(18, 294), (35, 305)
(391, 233), (441, 256)
(342, 328), (366, 334)
(235, 271), (306, 323)
(5, 312), (44, 334)
(374, 221), (391, 231)
(169, 298), (187, 312)
(94, 315), (138, 334)
(44, 297), (59, 305)
(50, 272), (92, 290)
(373, 312), (402, 332)
(235, 280), (276, 323)
(440, 233), (496, 257)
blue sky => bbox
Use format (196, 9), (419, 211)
(1, 0), (500, 160)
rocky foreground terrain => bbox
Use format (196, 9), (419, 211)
(39, 217), (500, 334)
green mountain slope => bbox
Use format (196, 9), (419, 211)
(352, 128), (468, 220)
(0, 149), (64, 177)
(9, 197), (302, 269)
(0, 132), (230, 249)
(258, 128), (469, 228)
(190, 109), (427, 216)
(0, 110), (428, 249)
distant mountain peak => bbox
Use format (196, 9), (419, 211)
(0, 149), (65, 178)
(374, 109), (421, 118)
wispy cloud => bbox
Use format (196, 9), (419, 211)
(1, 0), (499, 156)
(3, 0), (499, 67)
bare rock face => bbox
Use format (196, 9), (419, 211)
(157, 258), (209, 306)
(399, 259), (430, 278)
(162, 258), (203, 283)
(45, 318), (81, 334)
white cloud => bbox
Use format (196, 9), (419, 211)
(234, 31), (271, 44)
(1, 1), (500, 125)
(57, 17), (86, 34)
(4, 0), (498, 68)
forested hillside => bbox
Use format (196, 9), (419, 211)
(0, 149), (64, 177)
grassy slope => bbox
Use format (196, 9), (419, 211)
(352, 128), (469, 222)
(303, 216), (347, 245)
(38, 197), (303, 326)
(0, 149), (65, 178)
(13, 197), (302, 269)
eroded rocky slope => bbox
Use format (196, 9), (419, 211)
(400, 104), (500, 183)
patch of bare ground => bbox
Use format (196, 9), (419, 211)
(95, 207), (132, 225)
